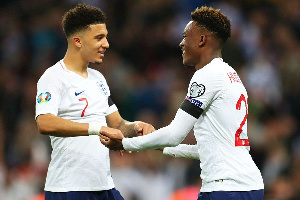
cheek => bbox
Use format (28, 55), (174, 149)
(187, 41), (198, 53)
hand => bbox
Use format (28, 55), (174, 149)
(99, 126), (124, 150)
(134, 122), (156, 136)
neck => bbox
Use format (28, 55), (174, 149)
(195, 50), (222, 70)
(63, 47), (89, 78)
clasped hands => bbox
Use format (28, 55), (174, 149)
(99, 122), (155, 150)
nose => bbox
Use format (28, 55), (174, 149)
(179, 40), (184, 48)
(103, 37), (109, 49)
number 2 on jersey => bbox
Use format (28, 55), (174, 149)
(79, 98), (88, 117)
(235, 94), (250, 146)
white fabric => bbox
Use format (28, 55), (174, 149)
(122, 58), (264, 192)
(35, 60), (117, 192)
(88, 123), (102, 135)
(163, 144), (199, 160)
(189, 58), (263, 192)
(123, 109), (197, 151)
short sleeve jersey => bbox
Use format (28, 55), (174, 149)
(186, 58), (264, 192)
(35, 60), (117, 192)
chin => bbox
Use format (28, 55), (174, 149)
(93, 59), (103, 65)
(182, 60), (194, 68)
(182, 59), (189, 66)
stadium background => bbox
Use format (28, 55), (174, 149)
(0, 0), (299, 199)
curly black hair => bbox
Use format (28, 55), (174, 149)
(62, 4), (106, 38)
(191, 6), (231, 43)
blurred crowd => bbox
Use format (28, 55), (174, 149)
(0, 0), (299, 199)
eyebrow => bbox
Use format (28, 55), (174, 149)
(94, 33), (107, 38)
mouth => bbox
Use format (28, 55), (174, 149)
(98, 51), (105, 57)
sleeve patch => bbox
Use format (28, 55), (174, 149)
(189, 82), (205, 98)
(37, 92), (52, 104)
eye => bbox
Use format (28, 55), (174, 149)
(95, 34), (107, 40)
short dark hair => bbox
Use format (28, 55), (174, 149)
(191, 6), (231, 43)
(62, 4), (106, 38)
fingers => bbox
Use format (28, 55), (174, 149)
(99, 126), (124, 140)
(142, 124), (156, 135)
(100, 133), (110, 141)
(135, 123), (144, 136)
(99, 132), (124, 150)
(135, 122), (156, 136)
(99, 131), (108, 137)
(134, 124), (143, 132)
(99, 134), (110, 146)
(147, 125), (156, 133)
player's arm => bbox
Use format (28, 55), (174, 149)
(106, 110), (155, 138)
(163, 144), (199, 160)
(100, 99), (203, 151)
(36, 114), (121, 137)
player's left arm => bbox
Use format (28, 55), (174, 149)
(163, 144), (199, 160)
(106, 110), (155, 138)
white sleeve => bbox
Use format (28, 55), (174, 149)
(163, 144), (199, 160)
(35, 71), (62, 119)
(106, 104), (118, 115)
(186, 68), (223, 111)
(122, 109), (197, 151)
(105, 97), (118, 116)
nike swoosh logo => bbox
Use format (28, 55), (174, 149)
(75, 90), (85, 96)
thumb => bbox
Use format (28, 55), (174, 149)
(135, 123), (143, 132)
(100, 130), (108, 137)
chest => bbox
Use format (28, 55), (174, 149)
(59, 77), (110, 117)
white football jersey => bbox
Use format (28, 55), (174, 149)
(35, 60), (117, 192)
(187, 58), (264, 192)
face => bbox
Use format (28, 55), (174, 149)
(79, 24), (109, 64)
(179, 21), (201, 67)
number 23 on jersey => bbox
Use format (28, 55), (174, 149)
(235, 94), (250, 146)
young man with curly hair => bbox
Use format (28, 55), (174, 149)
(35, 4), (154, 200)
(101, 6), (264, 200)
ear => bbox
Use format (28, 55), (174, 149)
(72, 36), (82, 48)
(199, 35), (206, 47)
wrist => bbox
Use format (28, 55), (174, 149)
(88, 123), (102, 135)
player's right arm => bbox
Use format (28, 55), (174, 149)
(35, 68), (121, 137)
(36, 114), (121, 137)
(36, 114), (89, 136)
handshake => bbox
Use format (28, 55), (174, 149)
(99, 122), (155, 151)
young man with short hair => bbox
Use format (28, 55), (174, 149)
(100, 6), (264, 200)
(35, 4), (154, 200)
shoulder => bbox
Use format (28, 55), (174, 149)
(189, 59), (236, 96)
(37, 61), (65, 85)
(193, 58), (234, 82)
(87, 68), (108, 83)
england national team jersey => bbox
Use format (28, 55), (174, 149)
(187, 58), (264, 192)
(35, 60), (117, 192)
